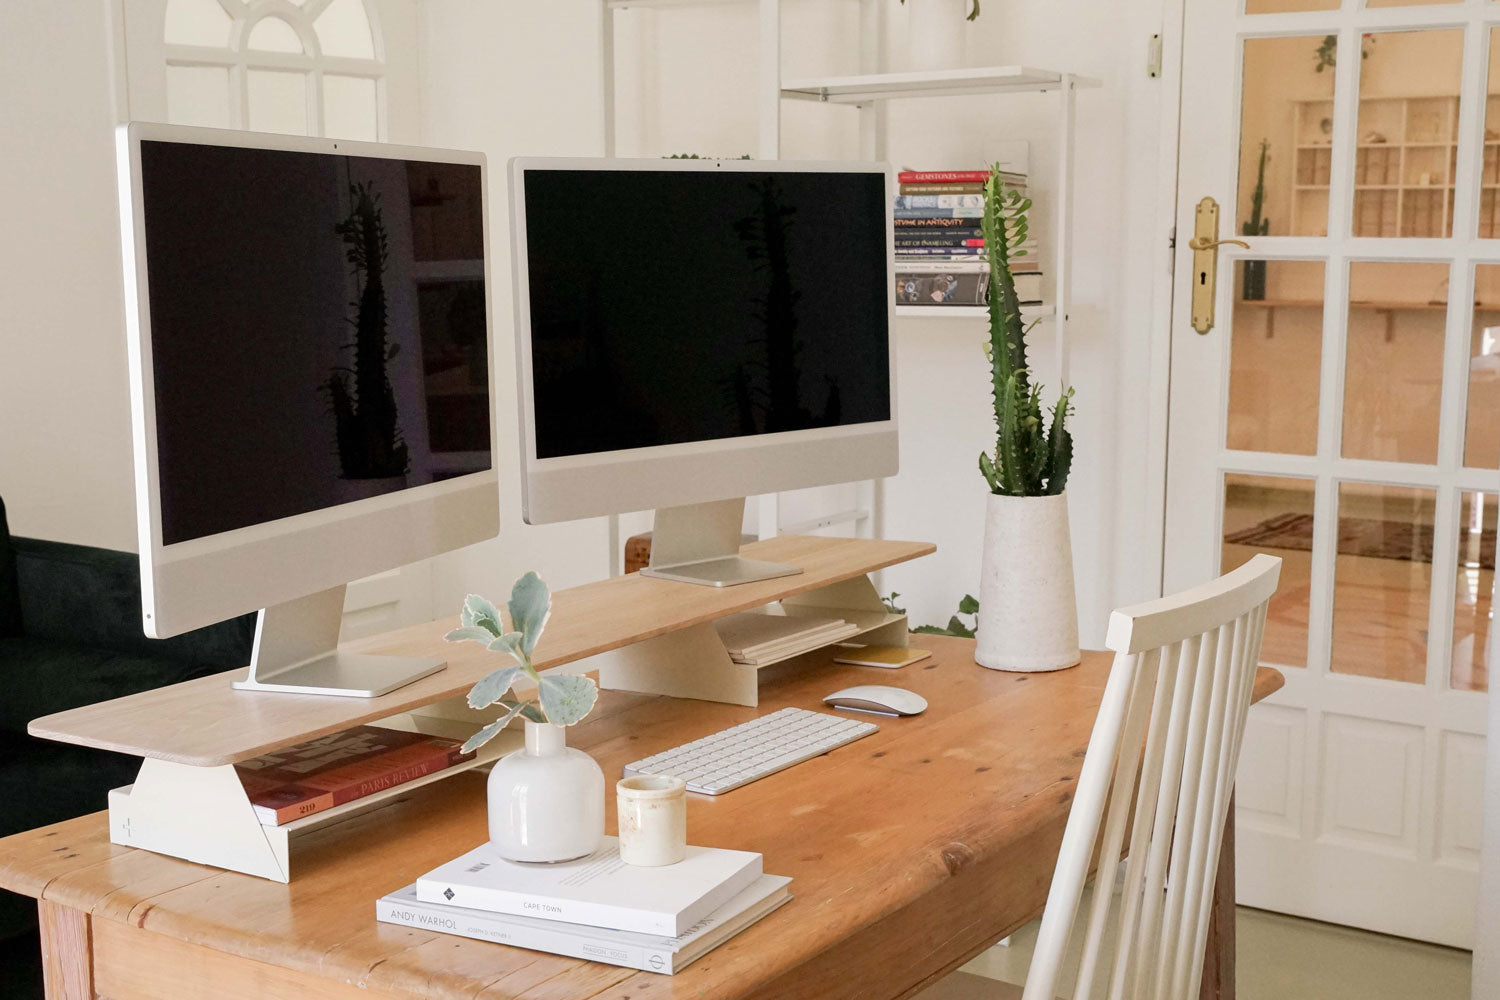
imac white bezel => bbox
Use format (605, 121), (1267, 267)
(117, 122), (499, 642)
(508, 155), (899, 528)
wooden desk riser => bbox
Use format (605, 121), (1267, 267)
(0, 635), (1283, 1000)
(25, 535), (932, 882)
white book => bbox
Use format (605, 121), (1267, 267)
(416, 837), (763, 936)
(715, 611), (852, 658)
(730, 623), (863, 666)
(378, 875), (792, 975)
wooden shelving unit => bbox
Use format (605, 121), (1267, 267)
(1291, 94), (1500, 237)
(31, 534), (933, 881)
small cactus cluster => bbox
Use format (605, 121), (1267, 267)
(976, 163), (1074, 497)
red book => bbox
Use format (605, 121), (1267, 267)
(897, 170), (992, 183)
(235, 725), (476, 826)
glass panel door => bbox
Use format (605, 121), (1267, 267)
(1171, 1), (1495, 947)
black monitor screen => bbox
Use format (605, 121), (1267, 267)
(138, 140), (490, 546)
(522, 168), (890, 460)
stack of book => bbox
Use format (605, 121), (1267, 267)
(235, 724), (476, 826)
(893, 168), (1043, 308)
(379, 837), (792, 974)
(714, 610), (860, 667)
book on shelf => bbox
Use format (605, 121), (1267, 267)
(893, 194), (985, 210)
(897, 169), (1026, 184)
(377, 875), (793, 975)
(895, 270), (1043, 306)
(895, 216), (987, 229)
(899, 182), (985, 194)
(895, 208), (983, 220)
(895, 238), (986, 248)
(234, 725), (475, 826)
(714, 610), (860, 666)
(416, 837), (763, 937)
(893, 225), (983, 238)
(895, 246), (985, 256)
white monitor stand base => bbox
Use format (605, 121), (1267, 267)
(639, 498), (802, 587)
(230, 585), (445, 697)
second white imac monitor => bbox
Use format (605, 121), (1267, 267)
(509, 158), (897, 586)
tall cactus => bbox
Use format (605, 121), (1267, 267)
(975, 164), (1075, 497)
(325, 181), (408, 480)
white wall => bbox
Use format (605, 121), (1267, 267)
(417, 0), (617, 615)
(419, 0), (1176, 642)
(0, 0), (136, 550)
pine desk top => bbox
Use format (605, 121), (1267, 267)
(0, 635), (1282, 1000)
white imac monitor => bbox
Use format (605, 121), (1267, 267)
(510, 158), (897, 586)
(117, 123), (498, 697)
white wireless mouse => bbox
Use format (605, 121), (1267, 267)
(823, 684), (928, 717)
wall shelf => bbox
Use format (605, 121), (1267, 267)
(781, 65), (1100, 104)
(895, 304), (1052, 320)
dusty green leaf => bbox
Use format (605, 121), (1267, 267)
(538, 672), (598, 726)
(460, 594), (504, 636)
(467, 665), (521, 710)
(460, 702), (526, 755)
(508, 572), (552, 655)
(957, 594), (980, 615)
(486, 631), (526, 659)
(444, 625), (497, 646)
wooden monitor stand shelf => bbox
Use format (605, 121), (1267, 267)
(27, 535), (933, 882)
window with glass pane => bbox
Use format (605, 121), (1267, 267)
(1467, 267), (1500, 469)
(1242, 36), (1339, 238)
(1451, 491), (1496, 692)
(1229, 260), (1324, 455)
(1223, 473), (1315, 668)
(1483, 32), (1500, 239)
(1342, 261), (1448, 465)
(1331, 482), (1436, 684)
(1354, 30), (1462, 238)
(1245, 0), (1336, 11)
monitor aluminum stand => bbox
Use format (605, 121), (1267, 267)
(640, 498), (803, 587)
(231, 585), (445, 697)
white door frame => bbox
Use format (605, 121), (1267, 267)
(1163, 0), (1494, 948)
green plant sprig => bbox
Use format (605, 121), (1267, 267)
(898, 0), (981, 21)
(976, 163), (1075, 497)
(444, 572), (598, 754)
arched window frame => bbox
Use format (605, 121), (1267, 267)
(163, 0), (386, 139)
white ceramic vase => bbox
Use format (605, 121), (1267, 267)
(906, 0), (968, 71)
(975, 492), (1081, 672)
(487, 720), (604, 863)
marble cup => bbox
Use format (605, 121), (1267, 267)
(616, 774), (687, 867)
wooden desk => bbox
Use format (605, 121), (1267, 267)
(1, 635), (1282, 1000)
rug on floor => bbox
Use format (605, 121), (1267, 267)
(1224, 513), (1496, 570)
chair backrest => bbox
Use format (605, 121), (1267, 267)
(1021, 554), (1282, 1000)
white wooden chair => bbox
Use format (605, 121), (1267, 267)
(1018, 553), (1282, 1000)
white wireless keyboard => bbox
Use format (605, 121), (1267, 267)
(622, 707), (878, 795)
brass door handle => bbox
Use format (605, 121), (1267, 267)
(1187, 236), (1251, 251)
(1189, 198), (1247, 334)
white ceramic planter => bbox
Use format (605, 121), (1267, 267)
(906, 0), (968, 71)
(975, 491), (1081, 672)
(487, 721), (604, 863)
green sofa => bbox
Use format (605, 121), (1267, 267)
(0, 497), (256, 942)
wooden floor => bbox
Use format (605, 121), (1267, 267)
(1222, 487), (1492, 691)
